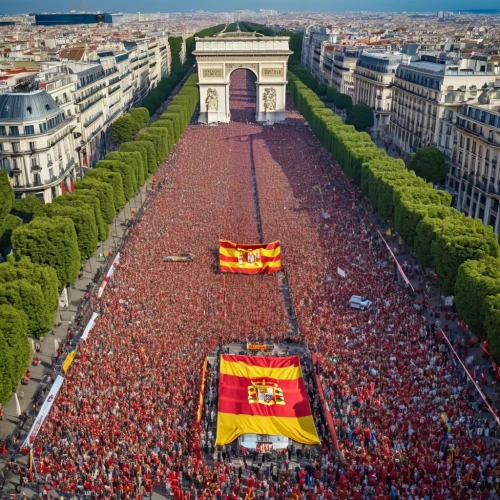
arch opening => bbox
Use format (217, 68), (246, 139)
(229, 68), (257, 123)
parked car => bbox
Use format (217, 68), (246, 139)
(349, 295), (372, 310)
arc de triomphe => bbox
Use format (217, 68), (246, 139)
(193, 33), (292, 124)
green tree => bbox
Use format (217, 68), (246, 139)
(0, 215), (22, 252)
(150, 120), (175, 154)
(485, 294), (500, 363)
(74, 179), (116, 224)
(57, 192), (109, 242)
(45, 201), (98, 259)
(135, 132), (163, 170)
(11, 195), (43, 222)
(315, 83), (327, 98)
(139, 128), (169, 163)
(106, 151), (144, 190)
(346, 104), (375, 132)
(130, 141), (157, 174)
(333, 93), (353, 114)
(0, 304), (30, 403)
(325, 86), (337, 103)
(0, 256), (59, 315)
(0, 279), (52, 337)
(455, 257), (500, 336)
(12, 216), (81, 287)
(111, 115), (137, 144)
(161, 112), (181, 143)
(84, 169), (125, 212)
(0, 169), (13, 218)
(407, 146), (448, 185)
(96, 160), (135, 200)
(129, 107), (150, 128)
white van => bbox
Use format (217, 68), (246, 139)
(349, 295), (372, 310)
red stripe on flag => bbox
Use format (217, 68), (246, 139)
(218, 373), (311, 418)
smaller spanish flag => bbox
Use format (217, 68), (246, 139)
(62, 350), (76, 373)
(219, 240), (282, 275)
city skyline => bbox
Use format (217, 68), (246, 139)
(1, 2), (500, 15)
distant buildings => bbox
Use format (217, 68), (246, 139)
(331, 48), (362, 99)
(301, 27), (336, 82)
(34, 13), (123, 26)
(353, 52), (406, 133)
(0, 33), (171, 202)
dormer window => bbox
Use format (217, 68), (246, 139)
(27, 106), (32, 114)
(45, 103), (50, 110)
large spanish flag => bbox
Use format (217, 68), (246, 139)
(216, 355), (320, 445)
(219, 240), (282, 275)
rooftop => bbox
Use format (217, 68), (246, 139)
(0, 89), (60, 122)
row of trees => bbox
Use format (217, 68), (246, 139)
(290, 64), (376, 133)
(113, 24), (227, 137)
(0, 74), (200, 403)
(288, 71), (500, 361)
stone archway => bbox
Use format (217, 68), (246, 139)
(194, 33), (292, 125)
(228, 68), (257, 122)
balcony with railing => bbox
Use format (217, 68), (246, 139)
(79, 94), (105, 113)
(76, 72), (105, 91)
(75, 82), (106, 104)
(108, 75), (120, 86)
(120, 70), (132, 81)
(83, 111), (104, 128)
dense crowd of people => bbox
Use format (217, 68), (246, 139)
(30, 69), (500, 499)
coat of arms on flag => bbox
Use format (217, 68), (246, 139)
(248, 377), (285, 406)
(216, 355), (320, 445)
(219, 240), (282, 275)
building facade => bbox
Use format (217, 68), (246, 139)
(331, 48), (362, 99)
(34, 13), (123, 26)
(0, 33), (172, 200)
(301, 27), (336, 83)
(447, 102), (500, 234)
(0, 90), (78, 203)
(353, 52), (405, 133)
(391, 59), (497, 158)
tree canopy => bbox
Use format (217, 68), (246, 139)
(346, 104), (375, 132)
(0, 304), (30, 404)
(407, 146), (448, 185)
(0, 169), (13, 219)
(12, 216), (81, 288)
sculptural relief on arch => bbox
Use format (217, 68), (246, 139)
(193, 33), (292, 125)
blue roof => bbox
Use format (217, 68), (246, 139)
(0, 90), (60, 122)
(405, 61), (446, 73)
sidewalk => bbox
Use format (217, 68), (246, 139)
(0, 180), (152, 495)
(0, 65), (197, 499)
(372, 216), (499, 420)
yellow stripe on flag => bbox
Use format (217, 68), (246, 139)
(216, 413), (320, 445)
(220, 261), (282, 269)
(220, 356), (302, 380)
(62, 350), (76, 373)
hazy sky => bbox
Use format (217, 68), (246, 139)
(3, 0), (499, 14)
